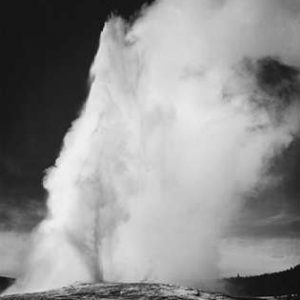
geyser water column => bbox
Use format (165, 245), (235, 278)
(9, 19), (142, 292)
(7, 0), (300, 294)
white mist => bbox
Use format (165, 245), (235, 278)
(7, 0), (300, 293)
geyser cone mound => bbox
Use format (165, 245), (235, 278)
(0, 283), (230, 300)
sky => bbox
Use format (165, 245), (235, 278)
(0, 0), (299, 279)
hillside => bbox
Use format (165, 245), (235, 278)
(0, 282), (233, 300)
(1, 265), (299, 299)
(223, 264), (300, 297)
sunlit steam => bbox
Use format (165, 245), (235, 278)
(6, 0), (300, 294)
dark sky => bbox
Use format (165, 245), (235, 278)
(0, 0), (154, 231)
(0, 0), (299, 241)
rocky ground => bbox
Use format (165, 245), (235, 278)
(0, 282), (237, 300)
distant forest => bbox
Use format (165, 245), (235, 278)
(0, 276), (14, 294)
(223, 264), (300, 297)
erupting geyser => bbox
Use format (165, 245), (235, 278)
(6, 0), (300, 294)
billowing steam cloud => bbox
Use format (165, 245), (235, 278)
(6, 0), (300, 294)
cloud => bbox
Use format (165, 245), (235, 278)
(0, 232), (30, 277)
(220, 237), (300, 277)
(228, 212), (300, 240)
(0, 196), (45, 232)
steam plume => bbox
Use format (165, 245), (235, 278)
(7, 0), (300, 293)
